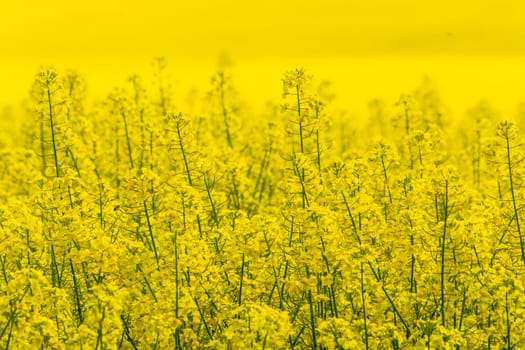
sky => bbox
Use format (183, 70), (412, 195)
(1, 0), (525, 116)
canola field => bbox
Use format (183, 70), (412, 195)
(2, 61), (525, 350)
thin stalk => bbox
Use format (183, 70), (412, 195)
(204, 174), (219, 227)
(0, 306), (16, 344)
(95, 307), (105, 350)
(341, 191), (362, 244)
(218, 73), (233, 148)
(39, 116), (47, 175)
(174, 229), (181, 350)
(504, 129), (525, 264)
(380, 154), (393, 204)
(0, 255), (7, 284)
(176, 116), (193, 186)
(381, 285), (411, 339)
(296, 84), (304, 154)
(505, 290), (512, 350)
(360, 263), (370, 350)
(314, 101), (322, 175)
(50, 244), (60, 288)
(98, 184), (105, 229)
(46, 86), (61, 177)
(143, 201), (160, 267)
(440, 180), (449, 327)
(194, 297), (213, 340)
(307, 290), (318, 350)
(238, 253), (245, 306)
(121, 111), (134, 169)
(295, 158), (310, 209)
(70, 258), (83, 325)
(120, 314), (139, 350)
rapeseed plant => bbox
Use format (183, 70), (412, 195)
(3, 61), (525, 349)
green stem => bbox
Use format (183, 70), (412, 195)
(440, 180), (449, 327)
(504, 128), (525, 264)
(121, 111), (134, 169)
(144, 201), (160, 267)
(194, 297), (213, 340)
(238, 253), (245, 306)
(219, 73), (233, 148)
(506, 290), (512, 350)
(360, 263), (369, 350)
(46, 86), (60, 177)
(307, 290), (318, 350)
(70, 258), (83, 325)
(176, 116), (193, 186)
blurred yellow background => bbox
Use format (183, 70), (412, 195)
(1, 0), (525, 117)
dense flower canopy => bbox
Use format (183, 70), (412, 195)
(1, 63), (525, 349)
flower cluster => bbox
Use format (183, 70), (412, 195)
(1, 62), (525, 349)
